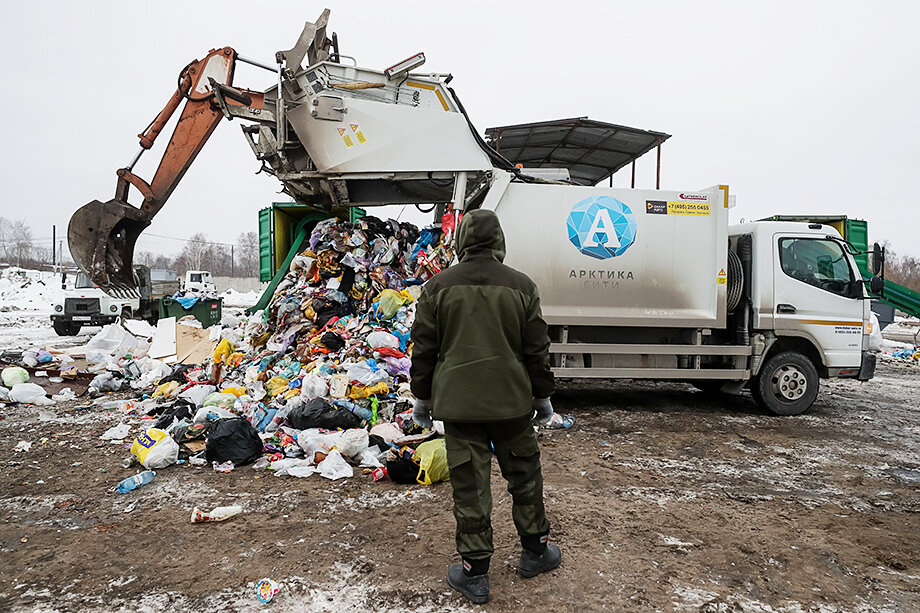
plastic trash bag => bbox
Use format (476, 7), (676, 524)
(265, 376), (290, 398)
(415, 438), (450, 485)
(345, 361), (389, 386)
(337, 428), (369, 460)
(297, 429), (342, 458)
(287, 397), (361, 430)
(202, 392), (237, 409)
(365, 331), (400, 350)
(2, 366), (29, 387)
(9, 383), (53, 405)
(0, 386), (9, 402)
(90, 372), (123, 393)
(318, 449), (353, 480)
(299, 373), (328, 400)
(179, 384), (217, 407)
(205, 418), (264, 467)
(372, 289), (411, 320)
(130, 428), (180, 469)
(101, 423), (133, 440)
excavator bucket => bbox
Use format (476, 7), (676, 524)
(68, 198), (151, 298)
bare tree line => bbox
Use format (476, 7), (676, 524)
(883, 242), (920, 294)
(0, 217), (260, 278)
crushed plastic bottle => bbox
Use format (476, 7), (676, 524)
(115, 470), (155, 493)
(543, 414), (575, 429)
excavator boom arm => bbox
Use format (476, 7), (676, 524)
(68, 46), (264, 295)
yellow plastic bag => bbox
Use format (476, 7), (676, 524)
(415, 438), (450, 485)
(152, 381), (180, 399)
(374, 289), (411, 320)
(265, 376), (290, 398)
(349, 382), (389, 399)
(213, 338), (233, 364)
(130, 428), (179, 469)
(221, 386), (247, 397)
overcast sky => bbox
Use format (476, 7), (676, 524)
(2, 1), (918, 259)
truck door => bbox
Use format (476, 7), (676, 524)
(773, 235), (864, 368)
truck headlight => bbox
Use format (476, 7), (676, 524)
(54, 305), (63, 312)
(110, 304), (119, 313)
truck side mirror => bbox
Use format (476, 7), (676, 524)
(61, 271), (67, 290)
(872, 243), (883, 276)
(870, 276), (884, 296)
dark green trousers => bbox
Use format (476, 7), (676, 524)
(444, 415), (550, 560)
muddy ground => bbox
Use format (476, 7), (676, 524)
(1, 362), (918, 612)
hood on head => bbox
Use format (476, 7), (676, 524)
(457, 209), (505, 262)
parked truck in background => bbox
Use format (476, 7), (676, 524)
(183, 270), (215, 293)
(52, 266), (179, 335)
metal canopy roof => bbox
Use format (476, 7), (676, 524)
(484, 117), (671, 186)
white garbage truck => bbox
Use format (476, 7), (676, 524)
(68, 9), (882, 414)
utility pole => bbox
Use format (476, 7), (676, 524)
(52, 225), (56, 270)
(231, 244), (235, 277)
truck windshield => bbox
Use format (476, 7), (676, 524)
(779, 238), (854, 297)
(190, 273), (202, 283)
(74, 273), (95, 289)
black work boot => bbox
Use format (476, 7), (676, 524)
(447, 559), (490, 604)
(518, 535), (562, 578)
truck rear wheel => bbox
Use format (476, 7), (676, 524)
(753, 351), (819, 416)
(53, 321), (81, 336)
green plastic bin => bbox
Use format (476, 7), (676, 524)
(158, 297), (223, 327)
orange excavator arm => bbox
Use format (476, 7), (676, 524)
(68, 46), (265, 296)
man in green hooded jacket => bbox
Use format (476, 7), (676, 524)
(410, 208), (561, 604)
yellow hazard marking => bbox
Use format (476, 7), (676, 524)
(406, 80), (450, 111)
(350, 124), (359, 132)
(719, 185), (729, 208)
(666, 201), (710, 216)
(342, 134), (354, 148)
(356, 131), (367, 144)
(717, 268), (727, 285)
(337, 128), (346, 136)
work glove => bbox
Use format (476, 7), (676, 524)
(413, 398), (434, 429)
(532, 397), (554, 426)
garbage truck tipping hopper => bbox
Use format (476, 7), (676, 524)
(68, 8), (884, 415)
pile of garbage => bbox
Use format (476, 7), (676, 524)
(3, 215), (570, 491)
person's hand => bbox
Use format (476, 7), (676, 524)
(532, 397), (554, 426)
(413, 398), (433, 429)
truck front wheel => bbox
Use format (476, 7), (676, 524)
(753, 351), (819, 416)
(53, 321), (81, 336)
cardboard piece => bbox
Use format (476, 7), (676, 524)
(176, 323), (217, 365)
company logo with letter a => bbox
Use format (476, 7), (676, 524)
(566, 196), (638, 259)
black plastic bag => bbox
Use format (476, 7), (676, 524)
(153, 399), (195, 430)
(205, 418), (263, 466)
(387, 449), (420, 484)
(321, 331), (346, 352)
(287, 397), (361, 430)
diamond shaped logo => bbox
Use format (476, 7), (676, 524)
(566, 196), (638, 259)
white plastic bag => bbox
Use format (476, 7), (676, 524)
(297, 429), (342, 457)
(101, 423), (133, 440)
(365, 331), (400, 350)
(179, 384), (217, 407)
(2, 366), (29, 387)
(358, 447), (383, 468)
(337, 428), (369, 460)
(318, 449), (353, 480)
(9, 383), (53, 405)
(299, 373), (328, 400)
(345, 361), (389, 386)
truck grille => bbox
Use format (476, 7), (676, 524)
(64, 298), (101, 315)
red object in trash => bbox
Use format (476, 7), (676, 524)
(372, 466), (388, 482)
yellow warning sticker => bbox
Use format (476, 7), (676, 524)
(337, 128), (346, 136)
(717, 268), (727, 285)
(342, 134), (354, 148)
(666, 201), (711, 216)
(349, 123), (367, 144)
